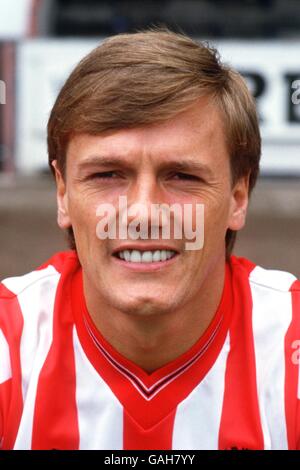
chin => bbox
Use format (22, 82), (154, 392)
(112, 294), (173, 317)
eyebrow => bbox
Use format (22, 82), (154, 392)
(77, 156), (134, 171)
(77, 155), (213, 177)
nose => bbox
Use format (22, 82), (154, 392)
(130, 171), (161, 206)
(123, 172), (164, 237)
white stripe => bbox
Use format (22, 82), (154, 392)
(12, 266), (60, 449)
(2, 265), (59, 296)
(0, 329), (11, 383)
(172, 333), (230, 450)
(73, 328), (123, 450)
(250, 266), (297, 293)
(250, 266), (295, 450)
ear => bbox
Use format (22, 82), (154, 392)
(52, 160), (72, 229)
(227, 174), (250, 231)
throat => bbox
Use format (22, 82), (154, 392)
(88, 306), (214, 373)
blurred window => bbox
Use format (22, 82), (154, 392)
(41, 0), (300, 39)
(0, 0), (32, 39)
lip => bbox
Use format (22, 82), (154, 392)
(111, 251), (180, 272)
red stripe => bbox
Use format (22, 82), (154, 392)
(31, 259), (79, 450)
(0, 284), (24, 450)
(124, 409), (176, 450)
(218, 259), (264, 450)
(0, 379), (12, 447)
(36, 250), (77, 273)
(285, 280), (300, 449)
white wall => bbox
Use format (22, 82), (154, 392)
(0, 0), (32, 39)
(16, 39), (300, 174)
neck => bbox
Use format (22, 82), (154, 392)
(83, 261), (226, 373)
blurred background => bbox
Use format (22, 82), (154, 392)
(0, 0), (299, 279)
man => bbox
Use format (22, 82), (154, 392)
(0, 29), (299, 450)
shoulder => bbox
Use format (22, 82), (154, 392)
(230, 255), (299, 294)
(0, 250), (79, 339)
(0, 250), (78, 300)
(230, 255), (300, 349)
(230, 258), (300, 449)
(229, 255), (299, 338)
(0, 250), (79, 385)
(0, 251), (79, 439)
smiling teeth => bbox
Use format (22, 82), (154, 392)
(117, 249), (176, 263)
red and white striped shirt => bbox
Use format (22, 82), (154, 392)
(0, 251), (300, 450)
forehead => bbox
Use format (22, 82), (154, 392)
(66, 97), (228, 170)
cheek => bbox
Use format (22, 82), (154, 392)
(68, 192), (100, 239)
(203, 195), (231, 239)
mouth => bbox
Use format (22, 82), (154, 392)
(114, 248), (177, 262)
(111, 246), (180, 270)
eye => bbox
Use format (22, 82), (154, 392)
(172, 172), (201, 182)
(90, 171), (119, 179)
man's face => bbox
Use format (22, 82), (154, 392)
(54, 98), (248, 317)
